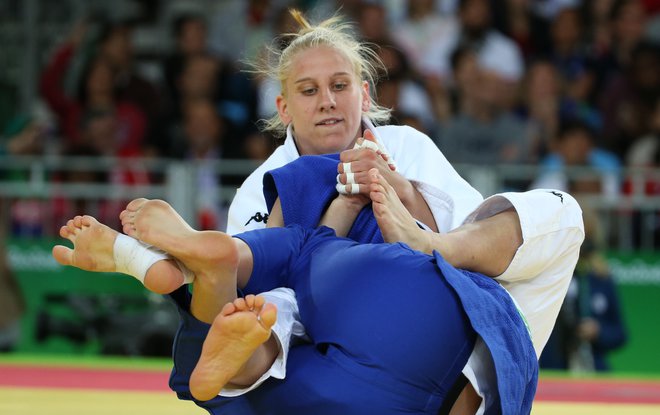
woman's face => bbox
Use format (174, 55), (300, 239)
(276, 46), (370, 155)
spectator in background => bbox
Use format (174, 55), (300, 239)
(373, 41), (437, 135)
(600, 41), (660, 159)
(0, 82), (18, 136)
(39, 21), (148, 157)
(355, 1), (390, 44)
(520, 55), (602, 162)
(624, 96), (660, 247)
(96, 20), (164, 143)
(491, 0), (552, 59)
(540, 202), (627, 372)
(437, 48), (533, 165)
(0, 200), (25, 352)
(531, 119), (621, 201)
(157, 54), (220, 157)
(581, 0), (618, 57)
(594, 0), (649, 84)
(626, 96), (660, 172)
(179, 99), (225, 231)
(519, 59), (562, 161)
(162, 14), (210, 109)
(547, 6), (603, 128)
(391, 0), (459, 80)
(1, 109), (51, 237)
(453, 0), (525, 85)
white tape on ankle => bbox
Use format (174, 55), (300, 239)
(113, 234), (169, 284)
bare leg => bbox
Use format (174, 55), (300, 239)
(190, 294), (278, 401)
(52, 215), (184, 294)
(120, 198), (241, 323)
(368, 170), (522, 277)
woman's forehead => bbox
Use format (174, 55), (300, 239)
(288, 46), (357, 80)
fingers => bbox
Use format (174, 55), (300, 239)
(335, 182), (361, 195)
(341, 130), (396, 171)
(363, 129), (377, 143)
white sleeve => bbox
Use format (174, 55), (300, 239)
(219, 288), (306, 397)
(226, 142), (297, 235)
(377, 125), (483, 232)
(463, 189), (585, 284)
(463, 189), (585, 355)
(226, 166), (271, 235)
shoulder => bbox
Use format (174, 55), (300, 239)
(375, 124), (435, 146)
(230, 141), (298, 212)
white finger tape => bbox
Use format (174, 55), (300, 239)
(343, 162), (352, 174)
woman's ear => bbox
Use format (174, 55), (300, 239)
(276, 95), (292, 125)
(361, 81), (370, 112)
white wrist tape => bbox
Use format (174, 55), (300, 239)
(113, 234), (195, 284)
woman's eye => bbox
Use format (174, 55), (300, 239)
(302, 88), (317, 95)
(334, 83), (347, 90)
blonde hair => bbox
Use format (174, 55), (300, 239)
(251, 9), (391, 138)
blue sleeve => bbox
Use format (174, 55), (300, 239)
(234, 225), (336, 295)
(263, 154), (340, 229)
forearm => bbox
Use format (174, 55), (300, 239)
(319, 195), (366, 237)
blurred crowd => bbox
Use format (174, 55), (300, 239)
(0, 0), (659, 235)
(0, 0), (645, 369)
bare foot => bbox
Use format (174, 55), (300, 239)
(120, 198), (237, 280)
(52, 215), (118, 272)
(120, 198), (195, 249)
(368, 169), (432, 253)
(190, 295), (278, 401)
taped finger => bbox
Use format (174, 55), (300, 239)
(343, 162), (352, 174)
(335, 183), (361, 194)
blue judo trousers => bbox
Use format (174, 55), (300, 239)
(167, 154), (538, 414)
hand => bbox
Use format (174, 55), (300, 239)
(6, 122), (43, 155)
(336, 130), (399, 197)
(577, 318), (600, 342)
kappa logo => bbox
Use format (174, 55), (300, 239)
(549, 191), (564, 204)
(245, 212), (269, 226)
